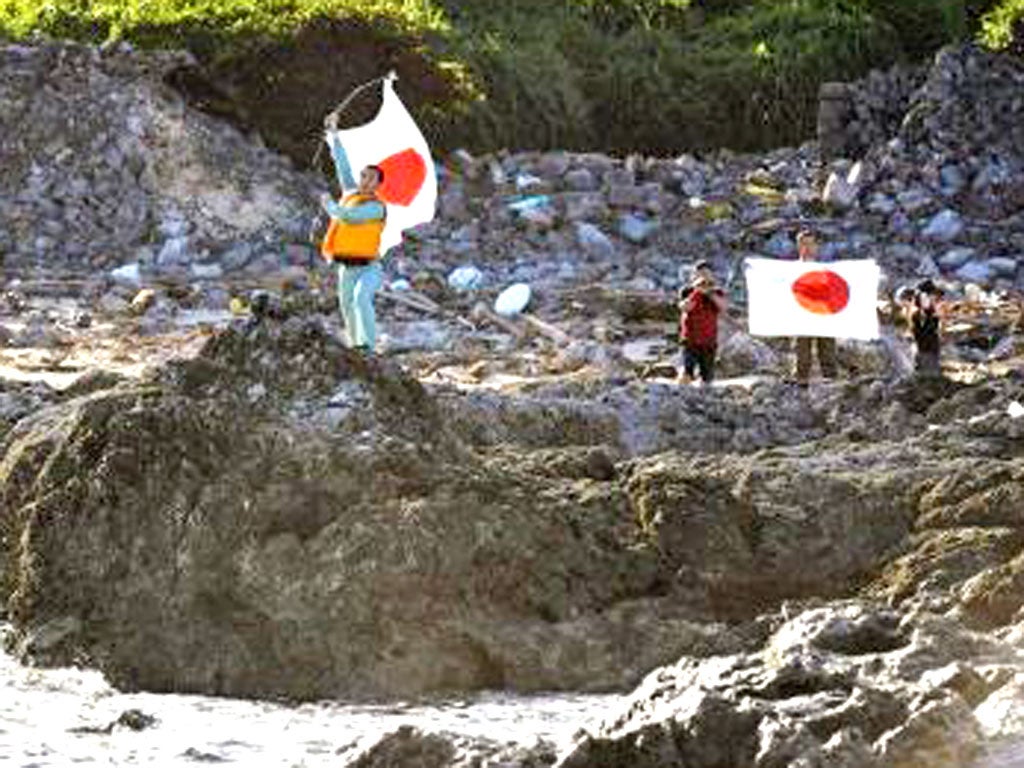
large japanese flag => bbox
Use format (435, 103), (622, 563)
(329, 75), (437, 254)
(745, 257), (881, 340)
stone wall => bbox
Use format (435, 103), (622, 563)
(817, 62), (926, 160)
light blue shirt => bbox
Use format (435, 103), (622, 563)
(322, 135), (385, 222)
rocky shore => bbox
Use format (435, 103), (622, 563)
(2, 37), (1024, 768)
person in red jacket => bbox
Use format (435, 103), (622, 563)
(678, 260), (728, 384)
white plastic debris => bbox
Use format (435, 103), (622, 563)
(507, 194), (551, 213)
(447, 265), (484, 291)
(110, 263), (142, 286)
(1008, 401), (1024, 420)
(494, 283), (531, 317)
(515, 173), (543, 191)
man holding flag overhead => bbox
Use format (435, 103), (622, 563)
(319, 73), (437, 353)
(745, 229), (881, 385)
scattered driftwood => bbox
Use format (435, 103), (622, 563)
(379, 288), (441, 314)
(470, 302), (526, 338)
(523, 313), (572, 345)
(379, 288), (476, 331)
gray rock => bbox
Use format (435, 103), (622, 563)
(976, 675), (1024, 740)
(917, 254), (940, 277)
(921, 209), (964, 241)
(536, 151), (571, 179)
(987, 257), (1019, 279)
(156, 236), (191, 267)
(110, 262), (142, 286)
(956, 260), (993, 283)
(382, 320), (453, 353)
(939, 164), (966, 195)
(559, 602), (1003, 768)
(190, 263), (224, 280)
(438, 184), (470, 222)
(561, 191), (608, 222)
(607, 183), (645, 208)
(575, 222), (615, 258)
(897, 189), (936, 215)
(938, 247), (976, 270)
(618, 214), (657, 244)
(764, 231), (795, 258)
(823, 171), (858, 209)
(564, 167), (598, 192)
(866, 193), (897, 215)
(96, 291), (130, 315)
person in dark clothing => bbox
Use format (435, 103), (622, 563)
(678, 260), (727, 384)
(907, 279), (944, 376)
(792, 230), (838, 386)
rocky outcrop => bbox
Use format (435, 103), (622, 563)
(3, 38), (1023, 316)
(345, 724), (558, 768)
(0, 318), (728, 699)
(558, 601), (1024, 768)
(3, 316), (1024, 706)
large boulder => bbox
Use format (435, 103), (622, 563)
(0, 318), (729, 700)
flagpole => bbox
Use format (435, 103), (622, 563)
(323, 70), (398, 131)
(311, 71), (399, 171)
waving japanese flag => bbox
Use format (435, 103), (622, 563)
(329, 75), (437, 254)
(745, 257), (881, 340)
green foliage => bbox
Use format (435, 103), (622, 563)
(559, 0), (902, 152)
(452, 24), (595, 150)
(855, 0), (969, 58)
(0, 0), (1007, 157)
(575, 0), (694, 32)
(0, 0), (449, 42)
(441, 0), (904, 153)
(980, 0), (1024, 52)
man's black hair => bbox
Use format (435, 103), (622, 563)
(895, 285), (917, 302)
(693, 259), (711, 271)
(915, 278), (941, 296)
(367, 164), (385, 184)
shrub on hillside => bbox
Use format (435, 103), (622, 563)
(0, 0), (998, 159)
(675, 0), (901, 150)
(575, 0), (695, 32)
(856, 0), (969, 59)
(980, 0), (1024, 54)
(444, 0), (903, 153)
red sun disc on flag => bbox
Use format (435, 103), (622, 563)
(375, 148), (427, 206)
(791, 270), (850, 314)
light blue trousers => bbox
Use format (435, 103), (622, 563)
(336, 261), (382, 350)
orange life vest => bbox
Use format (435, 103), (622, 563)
(320, 193), (386, 260)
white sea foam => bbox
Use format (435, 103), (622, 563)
(0, 625), (616, 766)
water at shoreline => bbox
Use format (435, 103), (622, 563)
(1, 624), (618, 767)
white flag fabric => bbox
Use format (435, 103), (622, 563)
(745, 257), (881, 340)
(329, 76), (437, 254)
